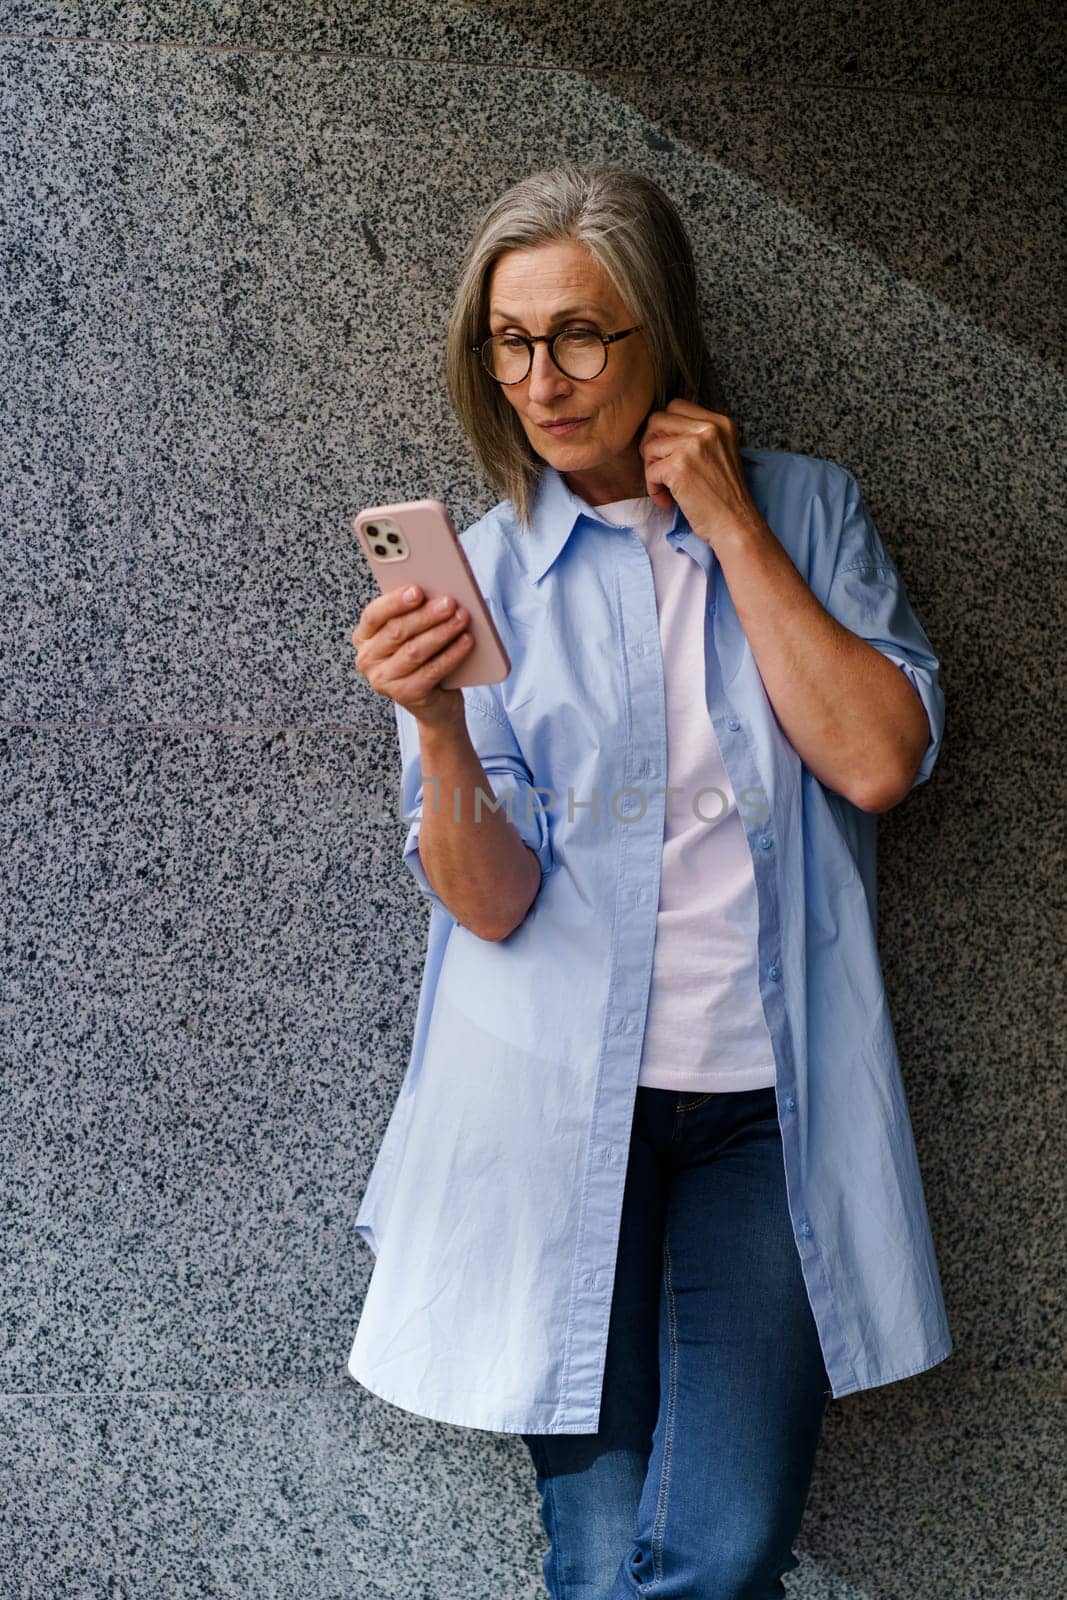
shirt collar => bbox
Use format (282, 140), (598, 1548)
(519, 463), (707, 586)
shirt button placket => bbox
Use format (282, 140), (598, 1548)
(585, 544), (664, 1350)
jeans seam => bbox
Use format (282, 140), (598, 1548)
(542, 1455), (562, 1595)
(675, 1092), (714, 1112)
(650, 1222), (678, 1587)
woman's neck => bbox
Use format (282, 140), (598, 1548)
(560, 444), (648, 507)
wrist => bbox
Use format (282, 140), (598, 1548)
(415, 707), (471, 750)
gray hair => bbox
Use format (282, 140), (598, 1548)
(443, 161), (726, 531)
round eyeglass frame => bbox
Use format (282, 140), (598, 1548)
(471, 325), (644, 385)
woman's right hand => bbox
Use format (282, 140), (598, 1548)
(351, 584), (474, 729)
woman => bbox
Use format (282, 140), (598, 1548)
(347, 163), (952, 1599)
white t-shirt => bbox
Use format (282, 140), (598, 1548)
(592, 494), (776, 1093)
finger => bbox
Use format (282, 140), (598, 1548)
(640, 438), (673, 469)
(351, 582), (425, 648)
(666, 398), (726, 424)
(355, 592), (461, 665)
(381, 624), (475, 700)
(641, 412), (688, 438)
(361, 605), (469, 682)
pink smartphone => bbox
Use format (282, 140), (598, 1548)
(352, 498), (510, 688)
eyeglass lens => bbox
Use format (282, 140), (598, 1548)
(482, 330), (606, 382)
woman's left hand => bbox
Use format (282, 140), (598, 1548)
(638, 399), (765, 550)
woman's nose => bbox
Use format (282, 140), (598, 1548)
(527, 344), (572, 396)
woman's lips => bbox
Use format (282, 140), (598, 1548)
(540, 417), (589, 435)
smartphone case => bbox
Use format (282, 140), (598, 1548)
(353, 498), (511, 688)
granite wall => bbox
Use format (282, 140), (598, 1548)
(1, 4), (1064, 1596)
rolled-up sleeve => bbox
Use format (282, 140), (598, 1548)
(823, 473), (946, 791)
(395, 689), (556, 914)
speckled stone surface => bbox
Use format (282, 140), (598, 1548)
(2, 43), (1064, 726)
(3, 0), (1066, 97)
(0, 1373), (1062, 1596)
(1, 6), (1064, 1597)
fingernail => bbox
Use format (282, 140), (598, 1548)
(404, 586), (418, 601)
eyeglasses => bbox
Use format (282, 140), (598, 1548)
(471, 325), (644, 385)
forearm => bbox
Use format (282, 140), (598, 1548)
(415, 716), (543, 940)
(714, 518), (930, 811)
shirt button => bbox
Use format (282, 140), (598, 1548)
(727, 717), (740, 731)
(632, 642), (646, 657)
(784, 1095), (796, 1111)
(798, 1220), (813, 1238)
(768, 963), (781, 981)
(758, 835), (772, 850)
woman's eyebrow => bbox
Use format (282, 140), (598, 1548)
(489, 305), (610, 326)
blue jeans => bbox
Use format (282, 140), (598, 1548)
(521, 1085), (830, 1600)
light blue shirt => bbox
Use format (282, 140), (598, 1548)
(347, 448), (954, 1432)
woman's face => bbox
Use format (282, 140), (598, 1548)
(486, 238), (658, 505)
